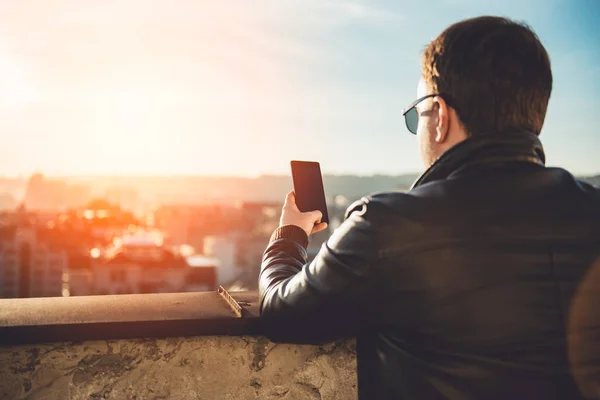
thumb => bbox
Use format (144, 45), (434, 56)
(311, 222), (328, 235)
(309, 210), (323, 223)
(284, 191), (298, 210)
(285, 191), (296, 204)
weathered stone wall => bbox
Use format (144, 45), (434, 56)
(0, 336), (357, 400)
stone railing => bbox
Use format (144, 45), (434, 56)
(0, 291), (357, 399)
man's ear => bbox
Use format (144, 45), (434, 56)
(433, 96), (449, 143)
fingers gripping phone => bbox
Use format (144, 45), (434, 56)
(290, 160), (329, 225)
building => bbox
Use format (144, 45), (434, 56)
(23, 173), (91, 211)
(0, 192), (17, 211)
(0, 200), (142, 298)
(104, 186), (140, 214)
(185, 255), (219, 292)
(153, 203), (241, 251)
(203, 235), (237, 285)
(93, 232), (216, 295)
(77, 199), (140, 243)
(0, 225), (67, 298)
(94, 233), (182, 295)
(233, 233), (270, 289)
(66, 252), (94, 297)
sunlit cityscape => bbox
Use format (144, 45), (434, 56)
(1, 172), (598, 299)
(0, 1), (598, 301)
(0, 173), (368, 298)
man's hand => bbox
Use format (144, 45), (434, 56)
(280, 191), (328, 237)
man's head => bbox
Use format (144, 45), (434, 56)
(411, 16), (553, 168)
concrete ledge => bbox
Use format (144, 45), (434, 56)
(0, 291), (261, 346)
(0, 336), (357, 399)
(0, 292), (359, 399)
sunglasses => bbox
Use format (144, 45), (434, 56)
(401, 93), (446, 135)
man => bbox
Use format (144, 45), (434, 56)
(259, 16), (600, 399)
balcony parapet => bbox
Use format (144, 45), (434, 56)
(0, 292), (358, 399)
(0, 291), (261, 345)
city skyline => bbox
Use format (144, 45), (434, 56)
(0, 0), (599, 177)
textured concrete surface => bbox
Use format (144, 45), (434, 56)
(0, 336), (357, 400)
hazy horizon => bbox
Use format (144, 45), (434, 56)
(1, 1), (599, 177)
(0, 170), (598, 180)
(0, 171), (423, 179)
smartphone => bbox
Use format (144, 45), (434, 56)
(290, 160), (329, 225)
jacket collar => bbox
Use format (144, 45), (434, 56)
(411, 130), (546, 189)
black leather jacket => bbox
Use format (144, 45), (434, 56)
(259, 131), (600, 399)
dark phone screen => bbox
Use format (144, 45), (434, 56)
(290, 161), (329, 225)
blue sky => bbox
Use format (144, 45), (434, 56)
(0, 0), (598, 176)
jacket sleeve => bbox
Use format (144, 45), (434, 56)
(259, 199), (384, 344)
